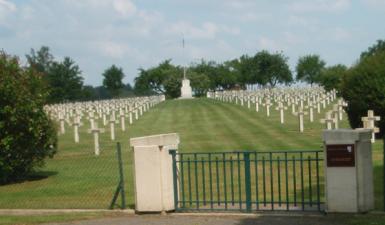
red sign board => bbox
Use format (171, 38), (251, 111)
(326, 144), (355, 167)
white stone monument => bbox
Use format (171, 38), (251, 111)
(179, 36), (193, 99)
(180, 74), (193, 99)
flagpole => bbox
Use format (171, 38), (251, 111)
(182, 34), (186, 80)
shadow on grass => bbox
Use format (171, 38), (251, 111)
(374, 163), (384, 211)
(0, 171), (58, 186)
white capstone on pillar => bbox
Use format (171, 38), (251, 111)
(322, 129), (374, 213)
(130, 133), (180, 213)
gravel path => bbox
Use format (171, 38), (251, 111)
(45, 213), (347, 225)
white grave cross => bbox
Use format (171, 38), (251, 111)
(361, 110), (381, 143)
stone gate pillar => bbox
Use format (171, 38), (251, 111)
(130, 133), (179, 213)
(322, 129), (374, 213)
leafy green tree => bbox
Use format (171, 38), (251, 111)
(319, 64), (347, 91)
(26, 46), (54, 74)
(0, 51), (57, 184)
(47, 57), (84, 103)
(253, 51), (293, 87)
(236, 55), (254, 87)
(81, 85), (96, 100)
(102, 65), (125, 97)
(133, 60), (182, 98)
(360, 39), (385, 59)
(296, 54), (325, 85)
(189, 71), (210, 97)
(26, 47), (86, 103)
(340, 51), (385, 136)
(216, 63), (238, 90)
(190, 60), (221, 90)
(164, 72), (182, 98)
(94, 86), (112, 99)
(224, 59), (244, 89)
(133, 69), (155, 96)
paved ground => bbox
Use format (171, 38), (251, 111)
(45, 213), (347, 225)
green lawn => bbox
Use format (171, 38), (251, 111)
(0, 98), (383, 210)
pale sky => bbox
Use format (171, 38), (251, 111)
(1, 0), (384, 86)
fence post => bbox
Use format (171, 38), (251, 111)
(169, 150), (179, 211)
(244, 152), (252, 212)
(109, 142), (126, 209)
(117, 142), (126, 209)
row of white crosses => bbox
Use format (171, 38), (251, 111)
(207, 87), (339, 133)
(319, 99), (347, 130)
(44, 95), (166, 155)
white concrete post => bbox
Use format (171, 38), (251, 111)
(322, 129), (374, 213)
(130, 133), (180, 213)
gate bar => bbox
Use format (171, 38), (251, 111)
(244, 152), (252, 212)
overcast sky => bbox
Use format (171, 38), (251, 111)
(1, 0), (384, 86)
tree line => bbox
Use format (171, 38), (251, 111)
(133, 51), (347, 99)
(21, 46), (350, 102)
(26, 46), (132, 103)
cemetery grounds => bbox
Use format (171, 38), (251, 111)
(0, 98), (383, 224)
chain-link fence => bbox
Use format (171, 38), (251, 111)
(0, 142), (132, 209)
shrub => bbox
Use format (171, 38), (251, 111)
(340, 52), (385, 136)
(0, 52), (57, 184)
